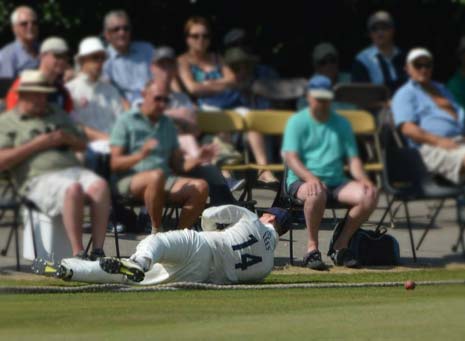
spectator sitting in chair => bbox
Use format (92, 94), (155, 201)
(0, 6), (39, 78)
(67, 36), (126, 140)
(351, 11), (406, 93)
(103, 10), (154, 107)
(0, 70), (110, 260)
(282, 75), (378, 270)
(150, 47), (238, 206)
(223, 47), (279, 185)
(5, 36), (73, 113)
(66, 36), (126, 171)
(297, 42), (354, 111)
(393, 48), (465, 185)
(110, 80), (212, 234)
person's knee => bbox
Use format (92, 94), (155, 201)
(65, 182), (84, 200)
(360, 186), (379, 211)
(301, 185), (327, 207)
(88, 178), (109, 195)
(194, 179), (209, 198)
(148, 170), (166, 188)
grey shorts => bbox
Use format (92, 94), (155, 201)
(115, 173), (179, 197)
(288, 180), (347, 205)
(419, 140), (465, 184)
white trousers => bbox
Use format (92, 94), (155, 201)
(62, 229), (213, 285)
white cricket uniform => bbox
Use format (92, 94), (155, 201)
(60, 205), (278, 285)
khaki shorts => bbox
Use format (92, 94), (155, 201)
(419, 141), (465, 184)
(25, 167), (102, 217)
(115, 173), (179, 197)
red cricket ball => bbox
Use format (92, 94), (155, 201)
(404, 280), (416, 290)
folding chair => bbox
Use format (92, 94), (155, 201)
(337, 110), (383, 183)
(334, 83), (390, 112)
(375, 126), (465, 262)
(0, 171), (40, 270)
(242, 110), (293, 201)
(0, 172), (22, 270)
(275, 165), (349, 265)
(197, 110), (252, 201)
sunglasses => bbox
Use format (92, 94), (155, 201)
(108, 25), (131, 33)
(154, 95), (170, 104)
(370, 24), (392, 33)
(52, 53), (68, 60)
(318, 56), (338, 65)
(413, 62), (433, 70)
(188, 33), (210, 40)
(18, 20), (38, 27)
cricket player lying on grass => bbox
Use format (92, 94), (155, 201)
(35, 205), (290, 285)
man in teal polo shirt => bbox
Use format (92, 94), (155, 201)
(282, 75), (378, 270)
(110, 80), (211, 233)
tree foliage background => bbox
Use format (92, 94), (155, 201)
(1, 0), (465, 80)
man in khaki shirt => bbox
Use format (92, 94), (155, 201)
(0, 70), (110, 260)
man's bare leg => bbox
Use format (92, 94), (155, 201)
(168, 177), (208, 228)
(85, 179), (111, 250)
(333, 181), (378, 250)
(248, 131), (277, 182)
(62, 183), (85, 256)
(130, 170), (166, 232)
(296, 183), (327, 253)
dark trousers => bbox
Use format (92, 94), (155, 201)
(187, 165), (235, 205)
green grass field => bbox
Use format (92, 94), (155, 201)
(1, 269), (465, 340)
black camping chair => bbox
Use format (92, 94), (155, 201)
(375, 126), (465, 262)
(0, 172), (39, 270)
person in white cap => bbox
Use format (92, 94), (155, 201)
(5, 36), (73, 112)
(351, 10), (406, 93)
(66, 37), (126, 140)
(0, 70), (111, 260)
(282, 75), (378, 270)
(0, 6), (39, 78)
(393, 48), (465, 184)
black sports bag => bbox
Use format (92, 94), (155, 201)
(349, 227), (400, 266)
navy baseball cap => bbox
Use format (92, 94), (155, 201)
(307, 75), (334, 100)
(264, 207), (290, 228)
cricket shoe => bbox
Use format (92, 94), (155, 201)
(99, 257), (145, 283)
(31, 258), (73, 280)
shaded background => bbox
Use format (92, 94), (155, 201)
(1, 0), (465, 81)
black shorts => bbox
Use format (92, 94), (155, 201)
(288, 180), (347, 206)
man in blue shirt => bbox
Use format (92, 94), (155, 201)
(282, 75), (378, 270)
(393, 48), (465, 184)
(0, 6), (39, 78)
(351, 11), (406, 93)
(103, 10), (154, 106)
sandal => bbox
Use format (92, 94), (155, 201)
(257, 170), (279, 186)
(302, 250), (328, 270)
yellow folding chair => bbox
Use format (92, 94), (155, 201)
(336, 109), (383, 180)
(197, 110), (251, 172)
